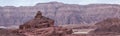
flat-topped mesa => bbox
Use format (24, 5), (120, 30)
(19, 11), (54, 29)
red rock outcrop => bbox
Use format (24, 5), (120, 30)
(14, 11), (73, 36)
(91, 18), (120, 33)
(19, 11), (54, 29)
(14, 27), (72, 36)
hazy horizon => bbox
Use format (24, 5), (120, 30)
(0, 0), (120, 7)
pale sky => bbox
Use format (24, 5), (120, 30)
(0, 0), (120, 6)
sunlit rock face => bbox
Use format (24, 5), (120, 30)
(1, 2), (120, 26)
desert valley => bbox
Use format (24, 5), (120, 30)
(0, 2), (120, 36)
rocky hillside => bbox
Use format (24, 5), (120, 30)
(2, 11), (73, 36)
(0, 2), (120, 26)
(1, 11), (118, 36)
(93, 18), (120, 33)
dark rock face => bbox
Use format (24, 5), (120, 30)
(92, 18), (120, 33)
(1, 2), (120, 26)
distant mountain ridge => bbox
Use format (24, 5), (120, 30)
(0, 2), (120, 26)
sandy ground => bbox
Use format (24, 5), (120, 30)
(0, 25), (19, 29)
(72, 29), (95, 34)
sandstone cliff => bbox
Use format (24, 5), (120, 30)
(0, 2), (120, 26)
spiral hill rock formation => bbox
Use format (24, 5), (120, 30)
(12, 11), (73, 36)
(19, 11), (54, 29)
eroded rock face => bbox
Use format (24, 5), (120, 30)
(92, 18), (120, 33)
(19, 11), (54, 29)
(14, 11), (73, 36)
(1, 2), (120, 26)
(14, 27), (72, 36)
